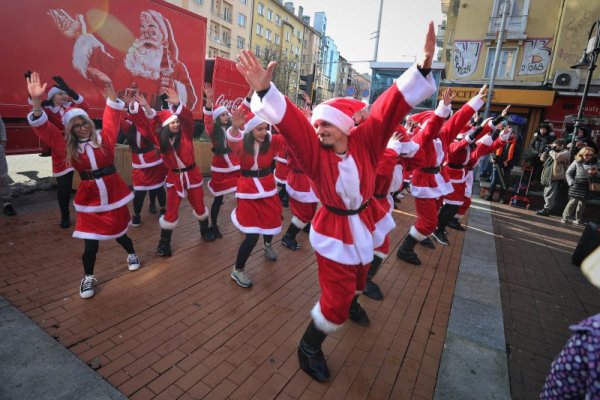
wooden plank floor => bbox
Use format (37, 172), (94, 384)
(0, 190), (464, 399)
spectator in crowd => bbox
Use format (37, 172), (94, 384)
(562, 146), (599, 224)
(536, 139), (570, 216)
(0, 115), (16, 216)
(567, 126), (597, 153)
(485, 123), (516, 203)
(529, 123), (555, 183)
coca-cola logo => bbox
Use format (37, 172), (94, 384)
(215, 95), (244, 110)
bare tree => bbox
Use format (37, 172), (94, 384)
(257, 44), (300, 100)
(350, 76), (370, 100)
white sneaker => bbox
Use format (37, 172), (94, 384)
(264, 243), (277, 261)
(231, 268), (252, 288)
(79, 275), (97, 299)
(127, 254), (141, 271)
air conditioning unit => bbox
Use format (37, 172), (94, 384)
(553, 70), (580, 90)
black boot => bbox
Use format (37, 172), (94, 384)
(397, 234), (421, 265)
(363, 255), (384, 300)
(447, 217), (465, 231)
(420, 237), (435, 249)
(348, 295), (370, 326)
(433, 204), (458, 246)
(157, 229), (172, 257)
(298, 320), (330, 382)
(303, 222), (311, 233)
(211, 225), (223, 239)
(199, 219), (216, 242)
(281, 223), (301, 250)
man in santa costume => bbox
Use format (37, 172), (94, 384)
(236, 22), (437, 381)
(397, 85), (487, 265)
(48, 8), (197, 110)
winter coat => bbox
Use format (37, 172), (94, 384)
(540, 149), (570, 186)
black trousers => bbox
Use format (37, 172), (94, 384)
(82, 235), (135, 275)
(56, 171), (74, 220)
(235, 234), (273, 270)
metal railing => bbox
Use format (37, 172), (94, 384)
(488, 14), (528, 36)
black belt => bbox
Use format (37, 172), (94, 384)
(421, 166), (440, 174)
(374, 194), (387, 199)
(324, 199), (370, 216)
(447, 163), (466, 169)
(212, 147), (232, 155)
(79, 164), (117, 180)
(131, 145), (156, 154)
(171, 163), (196, 173)
(241, 168), (272, 178)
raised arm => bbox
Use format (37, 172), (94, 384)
(225, 106), (246, 157)
(26, 71), (66, 150)
(164, 87), (193, 137)
(440, 84), (487, 147)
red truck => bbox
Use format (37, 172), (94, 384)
(1, 0), (248, 154)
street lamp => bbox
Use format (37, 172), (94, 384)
(569, 19), (600, 159)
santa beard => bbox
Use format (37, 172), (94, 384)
(124, 38), (163, 80)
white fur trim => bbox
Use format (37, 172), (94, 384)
(203, 107), (213, 116)
(132, 181), (165, 191)
(291, 215), (308, 229)
(73, 34), (107, 79)
(174, 80), (191, 110)
(159, 216), (179, 230)
(73, 225), (129, 241)
(107, 97), (125, 111)
(161, 114), (178, 127)
(274, 156), (288, 164)
(27, 111), (49, 127)
(389, 139), (420, 157)
(311, 104), (354, 135)
(73, 192), (133, 213)
(372, 213), (396, 249)
(243, 115), (267, 135)
(467, 96), (485, 111)
(128, 101), (139, 114)
(47, 87), (62, 100)
(374, 250), (388, 259)
(73, 95), (84, 105)
(394, 64), (437, 107)
(310, 303), (343, 334)
(235, 188), (278, 199)
(171, 103), (183, 115)
(477, 134), (494, 147)
(210, 164), (240, 173)
(132, 158), (163, 169)
(53, 167), (75, 177)
(500, 131), (511, 142)
(62, 108), (89, 126)
(207, 182), (236, 196)
(226, 127), (244, 142)
(250, 83), (287, 125)
(230, 208), (282, 235)
(310, 229), (372, 265)
(410, 175), (454, 199)
(274, 175), (287, 185)
(286, 182), (319, 203)
(443, 199), (464, 206)
(435, 100), (452, 118)
(409, 225), (427, 241)
(464, 129), (476, 144)
(213, 106), (229, 120)
(193, 208), (209, 221)
(145, 108), (157, 119)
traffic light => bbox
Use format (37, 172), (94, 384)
(299, 74), (314, 96)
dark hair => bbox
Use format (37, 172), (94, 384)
(555, 139), (567, 146)
(212, 117), (230, 150)
(243, 131), (270, 155)
(159, 125), (180, 154)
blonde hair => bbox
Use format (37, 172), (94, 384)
(575, 146), (596, 162)
(64, 116), (101, 163)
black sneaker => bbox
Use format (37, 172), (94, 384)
(148, 203), (157, 214)
(3, 203), (16, 216)
(432, 230), (450, 246)
(349, 301), (370, 326)
(536, 209), (550, 216)
(131, 214), (141, 227)
(159, 208), (166, 216)
(420, 237), (435, 249)
(211, 226), (223, 239)
(281, 234), (300, 250)
(363, 280), (384, 300)
(447, 218), (465, 231)
(60, 217), (71, 229)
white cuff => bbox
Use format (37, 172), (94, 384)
(467, 96), (485, 111)
(226, 126), (243, 142)
(477, 134), (493, 146)
(395, 64), (437, 107)
(145, 108), (157, 119)
(27, 111), (49, 128)
(435, 100), (452, 118)
(73, 95), (85, 105)
(171, 103), (183, 115)
(107, 97), (125, 110)
(203, 107), (213, 116)
(250, 83), (287, 125)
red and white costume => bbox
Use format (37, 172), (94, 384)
(226, 116), (285, 235)
(286, 153), (319, 228)
(28, 99), (133, 240)
(273, 139), (290, 185)
(251, 65), (436, 332)
(202, 106), (241, 196)
(122, 106), (167, 191)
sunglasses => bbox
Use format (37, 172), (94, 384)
(72, 121), (90, 130)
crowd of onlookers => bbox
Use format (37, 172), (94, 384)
(478, 119), (600, 223)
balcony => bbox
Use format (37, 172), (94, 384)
(208, 34), (231, 48)
(436, 20), (446, 48)
(211, 10), (232, 23)
(486, 14), (528, 40)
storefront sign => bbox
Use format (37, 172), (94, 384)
(439, 86), (555, 107)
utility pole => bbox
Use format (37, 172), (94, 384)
(484, 0), (509, 118)
(373, 0), (384, 61)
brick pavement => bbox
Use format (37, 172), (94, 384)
(0, 191), (465, 399)
(491, 201), (600, 400)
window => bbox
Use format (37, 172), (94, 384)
(266, 9), (273, 21)
(192, 0), (203, 4)
(283, 48), (288, 56)
(209, 47), (219, 58)
(257, 3), (264, 15)
(238, 13), (246, 27)
(256, 23), (263, 36)
(222, 29), (231, 46)
(274, 34), (280, 45)
(275, 14), (281, 26)
(223, 4), (232, 22)
(240, 0), (247, 4)
(255, 44), (261, 55)
(285, 31), (290, 41)
(484, 47), (518, 79)
(237, 36), (245, 49)
(265, 29), (272, 41)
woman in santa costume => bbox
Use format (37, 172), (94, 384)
(226, 108), (285, 288)
(31, 74), (89, 228)
(396, 85), (487, 265)
(120, 95), (167, 227)
(26, 70), (140, 299)
(237, 22), (437, 381)
(273, 133), (290, 207)
(201, 83), (241, 238)
(137, 88), (216, 257)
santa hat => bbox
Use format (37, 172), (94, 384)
(140, 10), (178, 59)
(47, 86), (63, 100)
(311, 97), (365, 135)
(213, 106), (229, 120)
(410, 110), (434, 125)
(243, 113), (267, 134)
(62, 108), (90, 127)
(157, 110), (178, 127)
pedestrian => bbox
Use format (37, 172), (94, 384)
(135, 88), (216, 257)
(485, 123), (517, 203)
(26, 70), (140, 299)
(236, 21), (437, 381)
(535, 139), (570, 216)
(201, 83), (241, 238)
(226, 108), (284, 288)
(562, 146), (598, 224)
(0, 115), (16, 216)
(120, 97), (167, 226)
(529, 123), (554, 183)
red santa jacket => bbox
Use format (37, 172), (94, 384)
(121, 106), (163, 170)
(251, 64), (437, 265)
(202, 107), (241, 174)
(273, 137), (290, 184)
(28, 98), (133, 213)
(286, 152), (318, 204)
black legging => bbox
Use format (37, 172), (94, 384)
(211, 195), (224, 226)
(56, 171), (74, 220)
(234, 234), (273, 270)
(133, 187), (166, 215)
(82, 234), (135, 275)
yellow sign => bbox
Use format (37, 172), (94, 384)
(439, 86), (555, 107)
